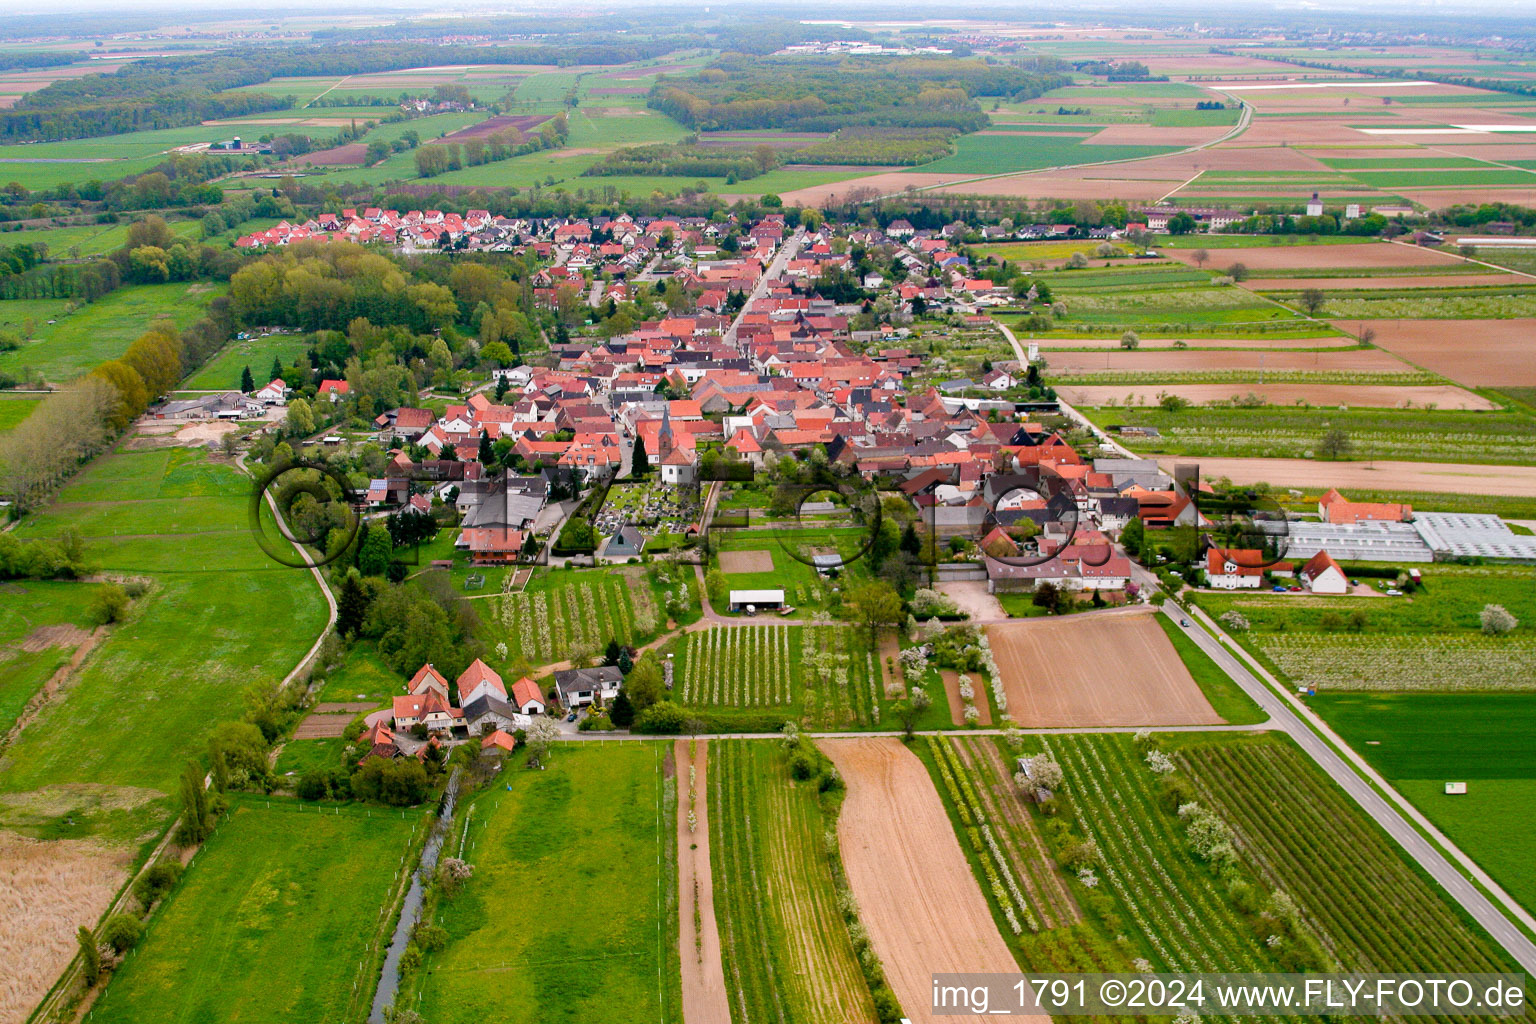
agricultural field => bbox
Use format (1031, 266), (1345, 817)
(916, 131), (1183, 175)
(1313, 692), (1536, 914)
(1196, 565), (1536, 692)
(0, 395), (39, 433)
(0, 216), (202, 259)
(821, 737), (1024, 1023)
(0, 281), (226, 383)
(1175, 734), (1536, 987)
(985, 613), (1224, 727)
(1084, 404), (1536, 465)
(708, 740), (877, 1024)
(88, 800), (423, 1024)
(492, 567), (661, 666)
(0, 447), (327, 841)
(671, 624), (886, 730)
(406, 742), (682, 1024)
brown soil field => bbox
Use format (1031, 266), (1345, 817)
(0, 97), (18, 109)
(1401, 188), (1536, 208)
(1156, 456), (1536, 497)
(718, 549), (774, 574)
(14, 624), (91, 653)
(293, 712), (352, 739)
(1061, 382), (1495, 410)
(937, 174), (1178, 201)
(297, 142), (367, 167)
(1087, 124), (1231, 147)
(781, 172), (962, 206)
(0, 831), (131, 1024)
(1348, 317), (1536, 387)
(1241, 121), (1384, 147)
(1035, 335), (1355, 350)
(1245, 274), (1522, 290)
(821, 737), (1043, 1024)
(986, 611), (1223, 728)
(676, 741), (731, 1024)
(1048, 348), (1414, 374)
(442, 114), (550, 140)
(1166, 242), (1460, 271)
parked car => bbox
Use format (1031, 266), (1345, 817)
(566, 712), (577, 722)
(1272, 584), (1286, 592)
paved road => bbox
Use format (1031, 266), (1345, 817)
(1164, 599), (1536, 974)
(726, 226), (804, 349)
(994, 320), (1137, 460)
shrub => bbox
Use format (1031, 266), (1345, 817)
(1219, 610), (1250, 631)
(632, 700), (688, 734)
(132, 861), (183, 909)
(89, 583), (130, 625)
(1481, 603), (1518, 635)
(101, 914), (144, 954)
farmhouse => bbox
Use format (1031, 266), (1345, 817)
(457, 658), (507, 705)
(1300, 550), (1348, 594)
(408, 663), (450, 701)
(1206, 548), (1265, 589)
(462, 693), (527, 736)
(1319, 489), (1411, 525)
(392, 690), (462, 732)
(554, 666), (623, 708)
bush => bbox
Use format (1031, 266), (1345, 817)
(632, 700), (688, 734)
(89, 583), (131, 625)
(1481, 603), (1518, 635)
(101, 914), (144, 954)
(132, 862), (183, 909)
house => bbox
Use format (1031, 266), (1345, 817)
(253, 379), (289, 404)
(457, 658), (506, 706)
(460, 527), (525, 565)
(729, 589), (785, 612)
(604, 523), (646, 560)
(1319, 489), (1411, 525)
(462, 693), (525, 736)
(510, 676), (546, 715)
(408, 663), (450, 701)
(554, 666), (623, 708)
(317, 379), (350, 401)
(1300, 550), (1349, 595)
(481, 729), (517, 755)
(1206, 548), (1265, 589)
(392, 690), (461, 732)
(357, 720), (400, 762)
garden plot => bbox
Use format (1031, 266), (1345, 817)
(709, 740), (877, 1024)
(676, 625), (795, 708)
(822, 737), (1037, 1024)
(986, 613), (1222, 728)
(717, 550), (774, 574)
(495, 569), (657, 665)
(1258, 634), (1536, 691)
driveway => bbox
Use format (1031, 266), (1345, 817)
(935, 580), (1007, 620)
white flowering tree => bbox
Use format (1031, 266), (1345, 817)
(1481, 604), (1518, 635)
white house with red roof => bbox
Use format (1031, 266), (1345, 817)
(1300, 550), (1349, 595)
(1206, 548), (1266, 589)
(510, 677), (546, 715)
(408, 663), (450, 701)
(457, 658), (507, 706)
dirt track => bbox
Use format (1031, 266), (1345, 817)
(986, 611), (1223, 728)
(821, 737), (1045, 1024)
(1156, 456), (1536, 498)
(676, 740), (731, 1024)
(1166, 242), (1461, 272)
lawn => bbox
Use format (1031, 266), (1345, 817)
(917, 132), (1180, 175)
(0, 394), (38, 432)
(88, 800), (423, 1024)
(315, 640), (402, 704)
(0, 579), (100, 736)
(709, 739), (877, 1024)
(183, 332), (312, 391)
(1398, 778), (1536, 915)
(1153, 613), (1267, 725)
(711, 525), (870, 613)
(0, 448), (327, 842)
(0, 281), (226, 382)
(407, 742), (682, 1024)
(273, 736), (346, 778)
